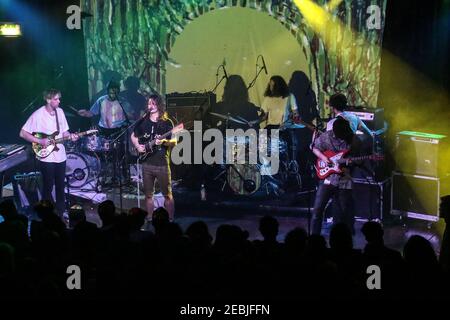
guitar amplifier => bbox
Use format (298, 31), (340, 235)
(166, 92), (216, 124)
(351, 131), (387, 182)
(394, 131), (448, 177)
(391, 171), (450, 222)
(345, 107), (384, 131)
(353, 178), (391, 220)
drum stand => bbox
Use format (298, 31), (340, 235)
(65, 175), (72, 211)
(213, 166), (228, 192)
(109, 119), (142, 212)
(262, 174), (284, 196)
(280, 129), (302, 190)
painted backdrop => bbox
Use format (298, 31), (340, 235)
(81, 0), (386, 116)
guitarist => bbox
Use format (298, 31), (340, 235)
(311, 117), (360, 235)
(131, 94), (176, 221)
(19, 89), (79, 220)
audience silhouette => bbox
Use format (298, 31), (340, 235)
(0, 199), (449, 299)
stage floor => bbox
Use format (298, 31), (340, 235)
(71, 186), (445, 255)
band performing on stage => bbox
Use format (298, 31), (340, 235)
(17, 70), (386, 233)
(4, 0), (450, 303)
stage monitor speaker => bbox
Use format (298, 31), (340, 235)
(12, 172), (43, 215)
(394, 131), (448, 177)
(352, 178), (391, 220)
(166, 92), (216, 124)
(391, 171), (450, 222)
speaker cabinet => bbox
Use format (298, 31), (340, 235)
(166, 92), (216, 124)
(394, 131), (448, 177)
(353, 178), (391, 220)
(391, 171), (450, 222)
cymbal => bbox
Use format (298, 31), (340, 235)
(236, 115), (261, 126)
(209, 112), (247, 125)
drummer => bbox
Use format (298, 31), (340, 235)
(213, 75), (263, 131)
(78, 80), (134, 137)
(261, 75), (301, 130)
(261, 75), (305, 168)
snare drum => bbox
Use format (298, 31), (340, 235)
(82, 135), (102, 152)
(65, 140), (80, 153)
(82, 135), (113, 152)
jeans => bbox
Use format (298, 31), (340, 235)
(311, 182), (354, 235)
(39, 160), (66, 217)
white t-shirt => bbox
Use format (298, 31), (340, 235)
(22, 106), (69, 163)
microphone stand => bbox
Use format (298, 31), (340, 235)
(211, 65), (227, 94)
(108, 98), (132, 212)
(22, 70), (63, 114)
(247, 56), (266, 90)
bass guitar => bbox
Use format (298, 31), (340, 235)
(32, 129), (98, 159)
(315, 150), (384, 179)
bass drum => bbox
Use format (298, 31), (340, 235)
(66, 152), (101, 188)
(227, 164), (261, 195)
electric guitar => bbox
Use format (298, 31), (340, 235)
(315, 150), (384, 179)
(32, 129), (98, 159)
(137, 123), (184, 161)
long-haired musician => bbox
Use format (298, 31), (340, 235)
(131, 94), (176, 221)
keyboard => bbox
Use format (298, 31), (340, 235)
(0, 144), (28, 173)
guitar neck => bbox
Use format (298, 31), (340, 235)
(53, 131), (89, 144)
(159, 131), (173, 140)
(147, 130), (173, 147)
(338, 155), (374, 163)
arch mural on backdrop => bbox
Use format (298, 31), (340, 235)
(81, 0), (386, 116)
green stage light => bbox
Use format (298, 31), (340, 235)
(0, 22), (22, 37)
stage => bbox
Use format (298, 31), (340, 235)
(68, 185), (445, 254)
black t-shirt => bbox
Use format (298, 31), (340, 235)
(133, 118), (173, 166)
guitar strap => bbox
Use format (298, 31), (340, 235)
(52, 107), (61, 133)
(54, 108), (61, 151)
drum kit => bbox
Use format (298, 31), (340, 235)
(65, 128), (132, 191)
(65, 111), (306, 196)
(207, 111), (302, 196)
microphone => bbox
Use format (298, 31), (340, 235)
(141, 110), (150, 119)
(221, 64), (228, 80)
(260, 55), (268, 75)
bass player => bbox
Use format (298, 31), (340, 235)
(310, 117), (361, 235)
